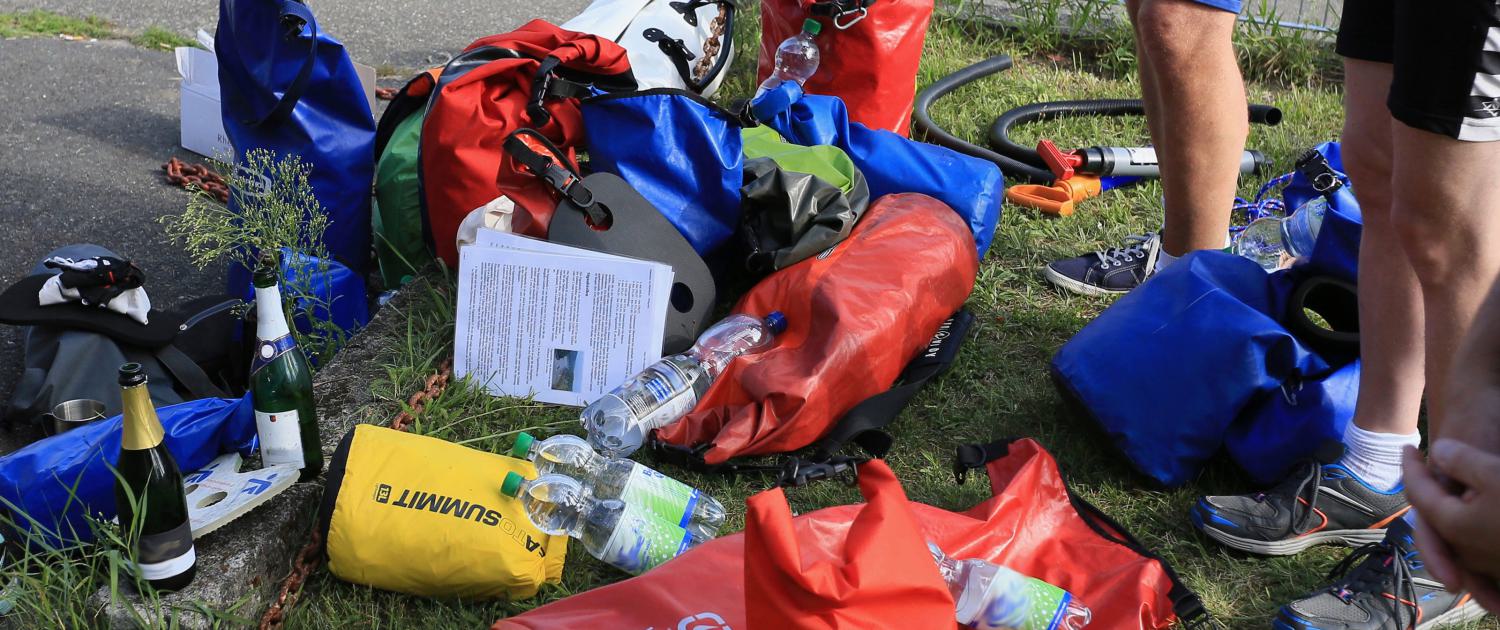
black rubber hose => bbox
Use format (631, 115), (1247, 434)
(988, 100), (1285, 172)
(911, 55), (1057, 184)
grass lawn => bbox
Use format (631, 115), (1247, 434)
(8, 4), (1489, 629)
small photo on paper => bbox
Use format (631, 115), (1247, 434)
(551, 349), (580, 392)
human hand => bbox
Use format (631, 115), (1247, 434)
(1403, 442), (1500, 612)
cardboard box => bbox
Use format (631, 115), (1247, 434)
(175, 32), (378, 159)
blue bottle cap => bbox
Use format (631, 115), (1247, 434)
(765, 311), (788, 334)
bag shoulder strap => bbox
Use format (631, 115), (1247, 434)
(155, 344), (229, 400)
(502, 128), (609, 225)
(243, 0), (320, 128)
(952, 439), (1222, 629)
(809, 308), (975, 460)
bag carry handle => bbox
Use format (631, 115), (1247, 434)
(243, 0), (320, 128)
(502, 129), (610, 227)
(527, 56), (597, 128)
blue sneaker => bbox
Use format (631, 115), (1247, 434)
(1042, 233), (1162, 296)
(1191, 446), (1408, 556)
(1273, 519), (1487, 629)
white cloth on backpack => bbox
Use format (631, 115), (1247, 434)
(38, 272), (152, 325)
(563, 0), (736, 96)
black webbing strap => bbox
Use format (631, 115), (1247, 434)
(807, 308), (976, 461)
(641, 28), (697, 87)
(501, 129), (609, 226)
(951, 438), (1221, 629)
(527, 56), (595, 127)
(155, 344), (228, 400)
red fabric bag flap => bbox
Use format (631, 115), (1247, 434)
(745, 460), (955, 629)
(419, 20), (634, 266)
(759, 0), (933, 135)
(654, 193), (978, 464)
(493, 440), (1184, 630)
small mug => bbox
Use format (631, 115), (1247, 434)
(46, 399), (107, 435)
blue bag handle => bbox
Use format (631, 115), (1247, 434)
(243, 0), (319, 128)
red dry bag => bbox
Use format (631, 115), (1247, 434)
(654, 193), (978, 465)
(419, 20), (635, 267)
(760, 0), (933, 135)
(492, 440), (1210, 629)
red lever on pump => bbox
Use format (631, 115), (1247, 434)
(1037, 139), (1083, 180)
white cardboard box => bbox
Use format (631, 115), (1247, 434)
(176, 32), (378, 159)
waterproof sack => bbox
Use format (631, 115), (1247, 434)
(739, 126), (870, 273)
(1051, 252), (1361, 487)
(581, 88), (746, 255)
(373, 70), (441, 287)
(234, 249), (370, 345)
(217, 0), (375, 276)
(752, 81), (1002, 258)
(0, 396), (255, 547)
(493, 440), (1206, 629)
(420, 20), (636, 267)
(1285, 141), (1360, 284)
(319, 425), (567, 600)
(654, 193), (978, 464)
(760, 0), (932, 135)
(563, 0), (737, 95)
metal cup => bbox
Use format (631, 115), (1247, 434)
(46, 399), (106, 435)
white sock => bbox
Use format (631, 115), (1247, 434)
(1154, 249), (1179, 272)
(1338, 424), (1421, 492)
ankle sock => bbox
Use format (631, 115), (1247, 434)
(1338, 424), (1421, 492)
(1154, 249), (1179, 272)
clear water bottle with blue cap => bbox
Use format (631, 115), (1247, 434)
(1234, 196), (1329, 271)
(930, 542), (1094, 630)
(509, 431), (726, 540)
(583, 311), (788, 458)
(756, 19), (822, 96)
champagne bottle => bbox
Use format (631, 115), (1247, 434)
(113, 363), (196, 592)
(250, 252), (323, 481)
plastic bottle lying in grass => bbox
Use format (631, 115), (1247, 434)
(929, 542), (1093, 630)
(501, 472), (706, 575)
(581, 311), (787, 458)
(509, 431), (726, 540)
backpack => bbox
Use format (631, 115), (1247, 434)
(562, 0), (738, 95)
(373, 70), (440, 288)
(419, 20), (636, 267)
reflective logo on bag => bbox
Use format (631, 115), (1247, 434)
(374, 483), (391, 503)
(645, 612), (731, 630)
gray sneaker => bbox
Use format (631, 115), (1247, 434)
(1043, 233), (1162, 297)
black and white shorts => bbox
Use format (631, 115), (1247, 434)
(1337, 0), (1500, 142)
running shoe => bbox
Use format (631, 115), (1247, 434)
(1042, 233), (1162, 296)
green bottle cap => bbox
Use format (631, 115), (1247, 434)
(803, 18), (821, 36)
(510, 432), (535, 459)
(501, 471), (526, 497)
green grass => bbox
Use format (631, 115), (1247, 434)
(131, 25), (196, 51)
(0, 10), (112, 40)
(0, 9), (196, 52)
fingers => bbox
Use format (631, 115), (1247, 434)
(1465, 571), (1500, 613)
(1428, 439), (1500, 491)
(1410, 508), (1465, 592)
(1405, 446), (1473, 535)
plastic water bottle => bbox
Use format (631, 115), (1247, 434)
(1234, 196), (1329, 271)
(501, 472), (705, 575)
(929, 542), (1093, 630)
(756, 19), (822, 96)
(582, 312), (787, 458)
(509, 431), (726, 539)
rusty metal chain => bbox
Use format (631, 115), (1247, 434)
(258, 357), (454, 630)
(693, 2), (729, 84)
(161, 158), (229, 203)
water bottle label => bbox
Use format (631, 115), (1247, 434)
(621, 465), (700, 529)
(599, 501), (694, 575)
(968, 567), (1070, 630)
(622, 365), (699, 432)
(254, 409), (306, 469)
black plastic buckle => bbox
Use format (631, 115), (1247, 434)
(952, 441), (1009, 485)
(528, 56), (564, 127)
(670, 0), (716, 26)
(642, 28), (696, 61)
(1294, 148), (1343, 194)
(778, 455), (861, 488)
(1174, 595), (1222, 630)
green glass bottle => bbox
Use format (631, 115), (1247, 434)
(113, 362), (196, 592)
(250, 252), (323, 481)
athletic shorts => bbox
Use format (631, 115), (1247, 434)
(1190, 0), (1241, 14)
(1337, 0), (1500, 142)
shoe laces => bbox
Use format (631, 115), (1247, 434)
(1093, 234), (1158, 269)
(1256, 459), (1325, 538)
(1325, 537), (1418, 628)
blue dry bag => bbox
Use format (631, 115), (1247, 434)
(0, 396), (256, 547)
(217, 0), (375, 284)
(235, 248), (371, 344)
(1052, 143), (1362, 487)
(581, 89), (746, 255)
(751, 82), (1003, 258)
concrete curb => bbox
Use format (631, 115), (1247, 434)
(86, 278), (430, 628)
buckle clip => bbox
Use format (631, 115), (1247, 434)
(778, 455), (861, 488)
(1294, 148), (1343, 194)
(642, 28), (696, 61)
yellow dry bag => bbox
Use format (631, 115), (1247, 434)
(318, 424), (566, 599)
